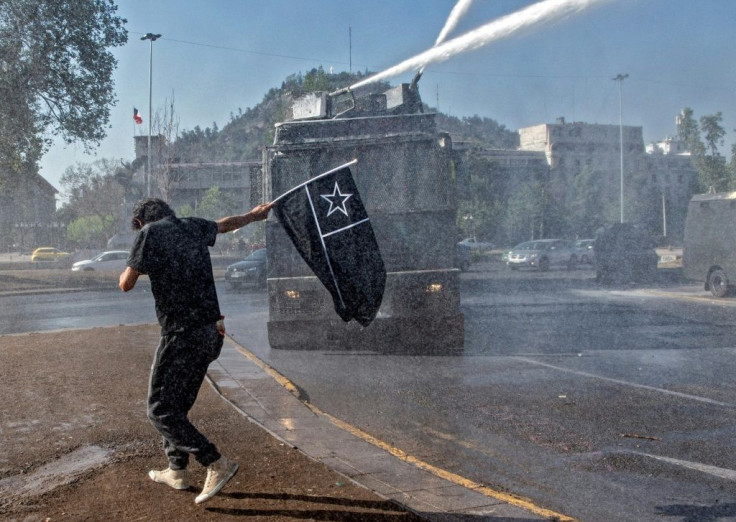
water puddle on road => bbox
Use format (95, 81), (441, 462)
(0, 445), (111, 501)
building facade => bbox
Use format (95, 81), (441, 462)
(0, 173), (60, 252)
(517, 119), (697, 240)
(133, 135), (258, 213)
(453, 119), (697, 243)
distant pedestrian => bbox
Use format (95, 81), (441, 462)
(119, 197), (272, 504)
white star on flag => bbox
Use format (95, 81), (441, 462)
(320, 182), (353, 217)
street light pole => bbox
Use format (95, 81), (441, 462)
(613, 73), (628, 223)
(662, 191), (667, 238)
(141, 33), (161, 197)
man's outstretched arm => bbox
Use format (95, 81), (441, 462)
(216, 202), (273, 234)
(119, 266), (141, 292)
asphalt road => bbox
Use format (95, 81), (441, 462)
(3, 267), (736, 521)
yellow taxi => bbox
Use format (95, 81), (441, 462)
(31, 247), (71, 262)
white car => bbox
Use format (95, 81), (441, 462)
(506, 239), (577, 271)
(71, 250), (129, 272)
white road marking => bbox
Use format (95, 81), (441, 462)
(633, 452), (736, 481)
(514, 357), (736, 408)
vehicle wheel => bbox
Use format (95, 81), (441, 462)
(581, 254), (589, 265)
(539, 258), (550, 272)
(83, 267), (94, 272)
(230, 282), (242, 290)
(509, 265), (518, 271)
(567, 255), (577, 271)
(708, 269), (730, 298)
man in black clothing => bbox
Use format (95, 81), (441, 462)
(119, 198), (271, 504)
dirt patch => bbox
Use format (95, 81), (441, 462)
(0, 325), (423, 521)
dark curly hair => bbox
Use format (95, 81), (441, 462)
(131, 198), (176, 230)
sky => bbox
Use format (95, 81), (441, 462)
(40, 0), (736, 195)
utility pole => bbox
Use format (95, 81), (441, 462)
(613, 73), (628, 223)
(349, 26), (352, 73)
(141, 33), (162, 197)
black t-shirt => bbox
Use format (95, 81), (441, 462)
(127, 216), (221, 334)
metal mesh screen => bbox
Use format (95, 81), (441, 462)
(266, 114), (458, 277)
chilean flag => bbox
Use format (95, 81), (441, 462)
(133, 108), (143, 124)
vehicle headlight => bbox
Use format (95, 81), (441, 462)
(529, 253), (538, 259)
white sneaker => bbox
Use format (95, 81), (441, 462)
(194, 456), (239, 504)
(148, 467), (190, 490)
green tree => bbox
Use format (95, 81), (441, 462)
(699, 112), (729, 191)
(58, 159), (126, 237)
(701, 112), (726, 156)
(570, 167), (605, 237)
(194, 186), (239, 221)
(435, 114), (518, 149)
(456, 153), (505, 242)
(303, 66), (331, 92)
(175, 204), (194, 218)
(677, 108), (731, 192)
(504, 181), (547, 244)
(66, 214), (115, 249)
(0, 0), (127, 182)
(676, 108), (701, 152)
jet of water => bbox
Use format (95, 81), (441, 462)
(434, 0), (475, 46)
(418, 0), (475, 77)
(350, 0), (611, 91)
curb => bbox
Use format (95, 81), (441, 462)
(208, 335), (569, 521)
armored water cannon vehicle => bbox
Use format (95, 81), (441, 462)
(263, 77), (464, 351)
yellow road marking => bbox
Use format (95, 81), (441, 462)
(231, 342), (577, 522)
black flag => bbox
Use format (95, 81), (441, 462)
(273, 161), (386, 327)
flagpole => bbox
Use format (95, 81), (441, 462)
(271, 159), (359, 205)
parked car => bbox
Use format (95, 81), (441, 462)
(458, 237), (494, 252)
(71, 250), (129, 272)
(506, 239), (577, 271)
(572, 239), (596, 265)
(225, 248), (268, 289)
(31, 247), (70, 262)
(594, 224), (658, 284)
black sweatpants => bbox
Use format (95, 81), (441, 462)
(147, 322), (224, 470)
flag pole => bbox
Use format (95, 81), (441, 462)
(271, 159), (359, 205)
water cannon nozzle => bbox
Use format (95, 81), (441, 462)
(330, 87), (352, 97)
